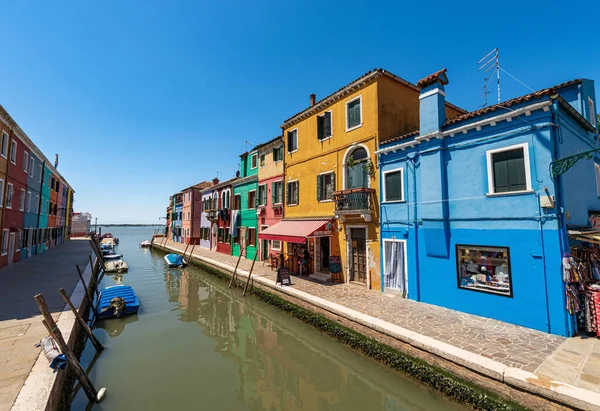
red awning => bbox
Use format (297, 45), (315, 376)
(258, 219), (332, 243)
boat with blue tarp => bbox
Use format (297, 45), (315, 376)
(96, 285), (140, 319)
(164, 253), (186, 268)
(104, 253), (123, 261)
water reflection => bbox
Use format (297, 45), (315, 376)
(95, 314), (139, 338)
(174, 269), (460, 411)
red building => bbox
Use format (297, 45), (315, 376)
(181, 181), (211, 245)
(2, 131), (28, 265)
(202, 177), (238, 255)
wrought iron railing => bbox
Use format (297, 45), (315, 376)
(333, 188), (375, 214)
(205, 209), (218, 220)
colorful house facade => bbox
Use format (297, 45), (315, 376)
(261, 69), (463, 285)
(23, 149), (42, 257)
(39, 163), (51, 252)
(171, 192), (183, 243)
(201, 177), (237, 254)
(181, 181), (211, 245)
(232, 150), (259, 260)
(256, 136), (284, 261)
(377, 70), (598, 336)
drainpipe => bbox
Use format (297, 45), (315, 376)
(410, 153), (421, 302)
(536, 191), (552, 333)
(550, 99), (572, 335)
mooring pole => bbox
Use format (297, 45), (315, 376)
(58, 288), (104, 352)
(34, 294), (106, 403)
(76, 265), (98, 321)
(229, 253), (243, 288)
(243, 253), (258, 296)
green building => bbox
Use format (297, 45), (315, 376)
(232, 148), (259, 260)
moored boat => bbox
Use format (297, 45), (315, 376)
(104, 259), (129, 273)
(104, 253), (123, 261)
(164, 253), (186, 268)
(96, 285), (140, 319)
(140, 240), (152, 248)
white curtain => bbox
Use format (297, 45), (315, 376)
(384, 241), (406, 297)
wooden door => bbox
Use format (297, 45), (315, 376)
(350, 229), (366, 283)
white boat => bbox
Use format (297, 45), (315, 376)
(140, 240), (152, 248)
(104, 253), (123, 261)
(101, 238), (116, 248)
(164, 254), (186, 268)
(104, 259), (129, 273)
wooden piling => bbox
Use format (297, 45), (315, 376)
(58, 288), (104, 352)
(34, 295), (106, 403)
(182, 243), (190, 259)
(76, 265), (98, 320)
(228, 253), (243, 288)
(243, 253), (258, 296)
(186, 243), (196, 261)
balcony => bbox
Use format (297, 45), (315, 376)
(205, 209), (218, 221)
(333, 188), (376, 220)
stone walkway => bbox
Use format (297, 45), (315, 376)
(157, 240), (564, 372)
(0, 240), (91, 411)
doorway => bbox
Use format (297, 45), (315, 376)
(261, 239), (269, 261)
(383, 239), (407, 297)
(320, 237), (330, 271)
(8, 232), (15, 265)
(349, 228), (367, 284)
(211, 225), (217, 251)
(239, 227), (247, 257)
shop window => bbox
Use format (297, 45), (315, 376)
(271, 240), (281, 251)
(456, 245), (512, 297)
(346, 96), (362, 131)
(286, 181), (299, 205)
(287, 129), (298, 153)
(486, 143), (531, 194)
(317, 111), (332, 141)
(248, 228), (256, 247)
(272, 181), (283, 204)
(317, 172), (335, 201)
(383, 168), (404, 202)
(248, 190), (256, 209)
(258, 184), (267, 206)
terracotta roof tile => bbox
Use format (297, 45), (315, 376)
(417, 68), (449, 89)
(380, 130), (420, 145)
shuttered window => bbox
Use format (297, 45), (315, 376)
(287, 130), (298, 153)
(286, 181), (299, 205)
(346, 97), (361, 130)
(317, 173), (335, 201)
(272, 146), (283, 162)
(258, 184), (267, 206)
(317, 111), (332, 140)
(383, 169), (403, 202)
(490, 147), (527, 193)
(272, 181), (283, 204)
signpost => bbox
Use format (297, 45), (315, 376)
(277, 268), (291, 286)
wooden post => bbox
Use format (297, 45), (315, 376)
(228, 253), (244, 288)
(243, 253), (258, 296)
(187, 243), (196, 261)
(58, 288), (104, 352)
(34, 295), (106, 403)
(182, 242), (190, 259)
(76, 265), (98, 317)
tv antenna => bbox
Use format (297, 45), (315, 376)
(478, 48), (500, 105)
(244, 140), (253, 152)
(216, 171), (223, 179)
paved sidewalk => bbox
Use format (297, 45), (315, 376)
(156, 239), (600, 400)
(0, 240), (92, 411)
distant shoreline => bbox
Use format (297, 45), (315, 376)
(98, 224), (164, 227)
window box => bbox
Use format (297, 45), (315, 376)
(456, 244), (512, 297)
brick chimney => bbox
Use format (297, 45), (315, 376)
(310, 94), (316, 106)
(212, 178), (219, 185)
(417, 69), (449, 135)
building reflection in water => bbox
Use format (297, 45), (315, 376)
(171, 270), (433, 411)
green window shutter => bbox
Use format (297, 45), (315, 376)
(286, 182), (291, 205)
(331, 172), (336, 196)
(294, 181), (299, 204)
(272, 147), (277, 161)
(316, 175), (322, 201)
(324, 111), (332, 137)
(287, 132), (293, 151)
(271, 182), (276, 203)
(317, 116), (324, 140)
(492, 149), (525, 193)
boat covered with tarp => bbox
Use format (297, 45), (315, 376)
(96, 285), (140, 319)
(164, 253), (186, 268)
(103, 259), (129, 273)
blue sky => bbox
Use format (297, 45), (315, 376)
(0, 0), (598, 224)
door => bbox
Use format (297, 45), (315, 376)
(239, 227), (247, 257)
(261, 239), (269, 261)
(384, 240), (407, 297)
(211, 225), (217, 250)
(8, 233), (15, 265)
(27, 228), (33, 256)
(320, 237), (330, 271)
(350, 228), (367, 284)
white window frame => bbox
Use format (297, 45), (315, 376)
(271, 239), (281, 251)
(382, 167), (405, 203)
(35, 195), (39, 213)
(222, 188), (231, 209)
(485, 142), (532, 196)
(318, 110), (333, 142)
(19, 189), (25, 211)
(6, 183), (13, 209)
(273, 146), (283, 163)
(248, 189), (257, 210)
(318, 171), (335, 202)
(595, 163), (600, 198)
(2, 229), (8, 255)
(287, 128), (298, 154)
(257, 184), (267, 206)
(589, 97), (596, 127)
(29, 157), (34, 178)
(23, 151), (29, 173)
(287, 179), (299, 206)
(0, 131), (7, 158)
(345, 95), (363, 132)
(250, 153), (258, 170)
(272, 180), (283, 205)
(26, 191), (31, 212)
(9, 140), (17, 164)
(38, 164), (42, 183)
(0, 179), (4, 208)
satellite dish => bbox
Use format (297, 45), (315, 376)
(235, 170), (240, 178)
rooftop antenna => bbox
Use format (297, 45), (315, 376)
(244, 140), (252, 152)
(478, 48), (500, 105)
(216, 171), (223, 179)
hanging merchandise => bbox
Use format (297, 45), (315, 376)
(567, 242), (600, 337)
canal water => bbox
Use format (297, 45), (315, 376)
(72, 226), (467, 411)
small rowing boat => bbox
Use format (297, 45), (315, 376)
(96, 285), (140, 319)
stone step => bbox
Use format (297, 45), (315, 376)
(309, 272), (332, 284)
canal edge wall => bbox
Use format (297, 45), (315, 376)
(153, 243), (600, 411)
(10, 261), (94, 411)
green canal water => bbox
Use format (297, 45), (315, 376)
(72, 226), (467, 411)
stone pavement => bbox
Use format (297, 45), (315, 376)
(158, 240), (564, 372)
(0, 240), (91, 411)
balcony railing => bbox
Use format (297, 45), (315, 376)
(205, 209), (218, 220)
(333, 188), (375, 216)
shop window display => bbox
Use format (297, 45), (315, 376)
(456, 245), (512, 297)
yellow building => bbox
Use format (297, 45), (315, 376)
(266, 69), (463, 289)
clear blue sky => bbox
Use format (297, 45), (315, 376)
(0, 1), (598, 224)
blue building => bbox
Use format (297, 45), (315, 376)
(172, 192), (183, 243)
(22, 150), (43, 258)
(376, 69), (598, 337)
